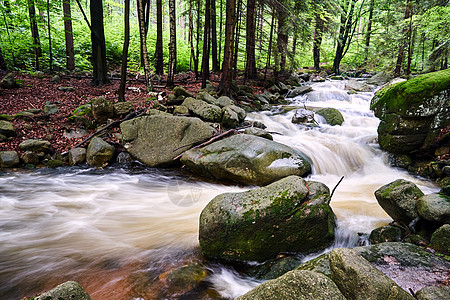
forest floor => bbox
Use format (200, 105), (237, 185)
(0, 71), (226, 155)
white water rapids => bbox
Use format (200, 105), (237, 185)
(0, 80), (438, 299)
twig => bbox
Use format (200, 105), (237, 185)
(61, 108), (146, 155)
(330, 176), (344, 199)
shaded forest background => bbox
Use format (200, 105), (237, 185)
(0, 0), (449, 92)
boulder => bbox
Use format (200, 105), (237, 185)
(181, 134), (312, 185)
(243, 127), (273, 140)
(36, 281), (91, 300)
(58, 86), (76, 92)
(196, 91), (220, 106)
(430, 224), (450, 254)
(91, 96), (113, 124)
(236, 270), (345, 300)
(345, 79), (371, 92)
(374, 179), (424, 226)
(221, 105), (246, 128)
(0, 151), (20, 168)
(0, 73), (16, 89)
(86, 137), (115, 167)
(173, 105), (189, 115)
(21, 151), (40, 165)
(367, 71), (392, 86)
(0, 120), (15, 137)
(19, 139), (52, 153)
(417, 193), (450, 224)
(199, 175), (336, 261)
(121, 115), (215, 167)
(295, 252), (331, 277)
(69, 147), (87, 165)
(247, 256), (303, 280)
(371, 69), (450, 155)
(316, 108), (344, 126)
(173, 86), (193, 98)
(113, 101), (133, 115)
(181, 97), (222, 122)
(217, 96), (235, 107)
(157, 263), (208, 298)
(44, 102), (59, 115)
(238, 85), (254, 94)
(291, 109), (314, 124)
(369, 225), (403, 244)
(416, 285), (450, 300)
(329, 248), (414, 300)
(286, 86), (313, 98)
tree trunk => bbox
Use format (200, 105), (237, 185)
(233, 0), (242, 76)
(264, 9), (275, 82)
(0, 46), (6, 70)
(217, 0), (236, 96)
(167, 0), (177, 87)
(211, 0), (219, 71)
(63, 0), (75, 71)
(46, 0), (52, 72)
(195, 0), (200, 78)
(406, 17), (414, 75)
(90, 0), (108, 86)
(363, 0), (375, 66)
(276, 9), (288, 75)
(118, 0), (130, 102)
(333, 0), (357, 75)
(28, 0), (42, 70)
(137, 0), (152, 91)
(188, 1), (199, 77)
(202, 0), (211, 88)
(218, 0), (223, 69)
(245, 0), (257, 79)
(155, 0), (163, 75)
(394, 0), (413, 76)
(313, 12), (324, 71)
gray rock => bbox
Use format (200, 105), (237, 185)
(63, 128), (89, 139)
(0, 151), (20, 168)
(295, 253), (331, 277)
(369, 225), (403, 244)
(221, 105), (246, 128)
(121, 115), (215, 167)
(91, 96), (113, 123)
(0, 73), (16, 89)
(416, 285), (450, 300)
(374, 179), (424, 226)
(236, 270), (345, 300)
(113, 101), (133, 115)
(278, 82), (289, 93)
(21, 151), (39, 165)
(217, 96), (235, 107)
(173, 105), (189, 115)
(181, 134), (312, 185)
(58, 86), (76, 92)
(0, 133), (6, 142)
(430, 224), (450, 254)
(86, 137), (115, 167)
(19, 139), (52, 153)
(36, 281), (91, 300)
(238, 85), (254, 94)
(43, 103), (59, 115)
(316, 108), (344, 126)
(0, 120), (15, 137)
(197, 91), (220, 106)
(199, 176), (336, 261)
(292, 109), (314, 124)
(181, 97), (222, 122)
(329, 248), (414, 300)
(286, 86), (313, 98)
(345, 79), (371, 92)
(269, 85), (281, 93)
(69, 147), (87, 166)
(173, 86), (193, 98)
(243, 127), (273, 140)
(417, 194), (450, 224)
(367, 71), (392, 86)
(51, 75), (61, 83)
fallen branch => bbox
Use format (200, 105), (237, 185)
(330, 176), (344, 199)
(62, 108), (146, 155)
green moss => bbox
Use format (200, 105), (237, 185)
(371, 69), (450, 113)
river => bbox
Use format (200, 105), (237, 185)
(0, 80), (438, 299)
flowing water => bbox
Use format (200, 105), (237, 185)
(0, 80), (438, 299)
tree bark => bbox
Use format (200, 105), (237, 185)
(0, 46), (6, 70)
(264, 9), (275, 82)
(363, 0), (375, 66)
(233, 0), (242, 76)
(245, 0), (257, 79)
(63, 0), (75, 71)
(202, 0), (211, 88)
(28, 0), (42, 70)
(394, 0), (413, 76)
(276, 9), (288, 75)
(188, 1), (198, 77)
(155, 0), (164, 75)
(195, 0), (201, 78)
(46, 0), (53, 72)
(90, 0), (108, 86)
(313, 12), (324, 71)
(137, 0), (152, 91)
(217, 0), (236, 96)
(211, 0), (219, 71)
(333, 0), (357, 75)
(118, 0), (130, 102)
(167, 0), (177, 87)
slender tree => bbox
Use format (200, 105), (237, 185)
(90, 0), (108, 86)
(188, 1), (199, 77)
(202, 0), (211, 88)
(333, 0), (357, 74)
(118, 0), (130, 102)
(233, 0), (242, 75)
(363, 0), (375, 66)
(394, 0), (413, 76)
(155, 0), (163, 75)
(0, 46), (6, 70)
(28, 0), (42, 70)
(217, 0), (236, 96)
(167, 0), (177, 87)
(245, 0), (257, 79)
(137, 0), (152, 90)
(46, 0), (53, 71)
(313, 9), (325, 70)
(276, 7), (288, 77)
(63, 0), (75, 71)
(211, 0), (219, 71)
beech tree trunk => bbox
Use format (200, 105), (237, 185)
(63, 0), (75, 71)
(202, 0), (211, 88)
(211, 0), (219, 72)
(28, 0), (42, 70)
(155, 0), (163, 75)
(167, 0), (177, 87)
(217, 0), (236, 96)
(118, 0), (130, 102)
(245, 0), (257, 79)
(90, 0), (108, 86)
(137, 0), (152, 90)
(313, 12), (324, 70)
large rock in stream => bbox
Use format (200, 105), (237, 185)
(199, 175), (336, 262)
(180, 134), (312, 185)
(120, 115), (216, 167)
(370, 69), (450, 156)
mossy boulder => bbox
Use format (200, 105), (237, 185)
(0, 73), (16, 89)
(371, 69), (450, 155)
(173, 86), (193, 98)
(247, 256), (303, 280)
(369, 225), (404, 244)
(157, 263), (208, 298)
(316, 108), (344, 126)
(36, 281), (91, 300)
(374, 179), (424, 226)
(19, 139), (52, 153)
(345, 79), (371, 92)
(181, 134), (312, 185)
(221, 105), (246, 128)
(329, 248), (414, 300)
(286, 86), (313, 98)
(181, 97), (222, 122)
(416, 286), (450, 300)
(121, 115), (215, 167)
(199, 176), (336, 262)
(236, 270), (345, 300)
(430, 224), (450, 254)
(21, 151), (40, 165)
(86, 137), (115, 167)
(417, 193), (450, 224)
(91, 96), (113, 124)
(0, 120), (15, 137)
(243, 127), (273, 140)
